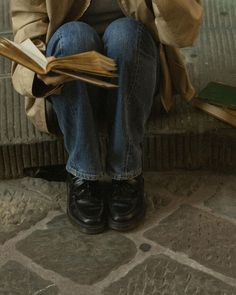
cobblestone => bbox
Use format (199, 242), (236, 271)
(0, 172), (235, 294)
(0, 260), (59, 295)
(16, 215), (137, 285)
(204, 176), (236, 219)
(144, 204), (236, 278)
(103, 255), (236, 295)
(0, 178), (66, 244)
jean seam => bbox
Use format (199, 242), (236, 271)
(68, 163), (103, 176)
(122, 23), (142, 173)
(109, 168), (142, 180)
(125, 25), (142, 103)
(124, 23), (144, 172)
(124, 140), (132, 174)
(67, 165), (104, 180)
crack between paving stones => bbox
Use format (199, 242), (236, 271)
(5, 251), (84, 295)
(189, 203), (236, 226)
(33, 284), (56, 295)
(129, 198), (186, 238)
(149, 242), (236, 289)
(0, 211), (63, 249)
(94, 247), (160, 292)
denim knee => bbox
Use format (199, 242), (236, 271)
(103, 17), (157, 60)
(46, 21), (103, 57)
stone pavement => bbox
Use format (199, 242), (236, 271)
(0, 171), (236, 295)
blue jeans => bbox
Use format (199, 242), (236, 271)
(47, 17), (160, 180)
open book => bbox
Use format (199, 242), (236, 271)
(0, 36), (118, 88)
(193, 82), (236, 128)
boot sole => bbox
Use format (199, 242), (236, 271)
(67, 208), (106, 235)
(108, 206), (146, 232)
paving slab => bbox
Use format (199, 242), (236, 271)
(103, 255), (236, 295)
(144, 205), (236, 278)
(204, 176), (236, 219)
(0, 260), (58, 295)
(0, 178), (66, 244)
(143, 172), (209, 224)
(145, 172), (206, 197)
(16, 214), (137, 285)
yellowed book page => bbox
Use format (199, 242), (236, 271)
(0, 37), (45, 74)
(59, 51), (116, 65)
(49, 59), (116, 72)
(52, 69), (118, 88)
(50, 63), (117, 77)
(47, 52), (117, 73)
(7, 38), (47, 71)
(20, 39), (48, 70)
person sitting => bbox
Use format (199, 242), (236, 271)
(10, 0), (203, 234)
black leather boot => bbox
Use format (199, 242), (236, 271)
(108, 175), (145, 231)
(66, 173), (106, 234)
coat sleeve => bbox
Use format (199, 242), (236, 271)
(151, 0), (203, 48)
(10, 0), (56, 97)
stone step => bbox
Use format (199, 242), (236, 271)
(0, 0), (236, 179)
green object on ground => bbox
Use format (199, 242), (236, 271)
(197, 82), (236, 109)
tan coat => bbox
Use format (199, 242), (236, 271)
(10, 0), (203, 133)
